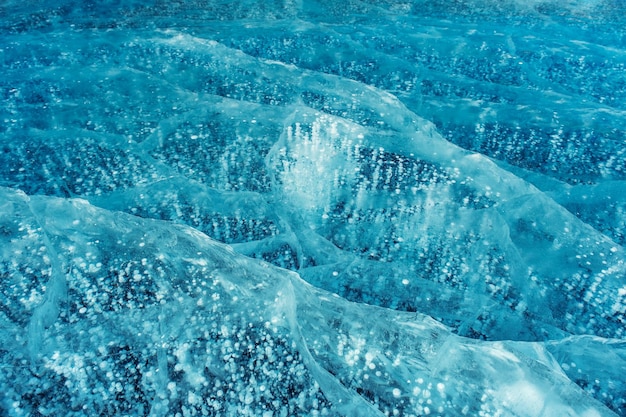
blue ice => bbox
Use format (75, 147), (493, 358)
(1, 0), (625, 415)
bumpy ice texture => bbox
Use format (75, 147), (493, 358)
(1, 0), (625, 416)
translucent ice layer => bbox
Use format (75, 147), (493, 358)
(1, 188), (623, 416)
(1, 0), (625, 415)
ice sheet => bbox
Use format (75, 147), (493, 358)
(1, 0), (625, 415)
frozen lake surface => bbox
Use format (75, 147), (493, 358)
(1, 0), (625, 415)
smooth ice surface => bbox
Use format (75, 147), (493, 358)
(1, 0), (625, 416)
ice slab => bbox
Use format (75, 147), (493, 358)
(0, 188), (621, 416)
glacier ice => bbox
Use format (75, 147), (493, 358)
(1, 0), (626, 416)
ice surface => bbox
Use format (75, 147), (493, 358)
(1, 0), (625, 415)
(0, 187), (622, 416)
